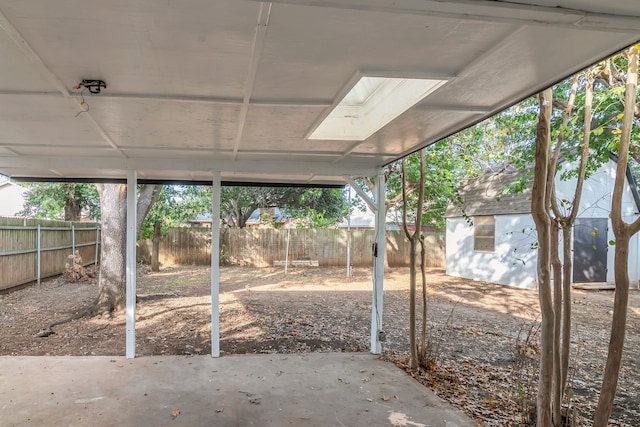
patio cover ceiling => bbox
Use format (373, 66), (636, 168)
(0, 0), (638, 186)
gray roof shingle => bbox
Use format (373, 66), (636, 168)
(445, 166), (533, 218)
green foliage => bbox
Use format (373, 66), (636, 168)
(211, 186), (348, 228)
(139, 185), (210, 240)
(18, 182), (100, 220)
(386, 127), (510, 230)
(283, 188), (349, 228)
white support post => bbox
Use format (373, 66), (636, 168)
(371, 172), (386, 354)
(343, 175), (376, 213)
(125, 170), (137, 359)
(211, 172), (221, 357)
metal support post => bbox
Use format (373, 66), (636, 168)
(125, 170), (137, 359)
(211, 172), (221, 357)
(371, 172), (386, 354)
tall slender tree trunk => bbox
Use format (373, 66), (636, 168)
(551, 223), (563, 424)
(408, 239), (418, 370)
(531, 88), (554, 427)
(419, 236), (428, 364)
(594, 233), (630, 426)
(151, 222), (162, 272)
(560, 226), (572, 395)
(401, 150), (426, 371)
(593, 45), (639, 427)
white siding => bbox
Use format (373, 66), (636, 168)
(446, 159), (640, 288)
(555, 159), (640, 283)
(446, 215), (538, 288)
(0, 182), (26, 217)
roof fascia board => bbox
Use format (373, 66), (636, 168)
(0, 156), (380, 179)
(12, 176), (345, 188)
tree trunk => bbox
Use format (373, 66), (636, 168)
(531, 88), (554, 427)
(94, 184), (127, 313)
(551, 223), (562, 424)
(400, 150), (426, 371)
(593, 44), (639, 426)
(136, 185), (162, 235)
(560, 226), (572, 396)
(151, 221), (162, 272)
(93, 183), (161, 314)
(408, 238), (418, 370)
(64, 197), (82, 221)
(419, 235), (428, 365)
(593, 233), (630, 426)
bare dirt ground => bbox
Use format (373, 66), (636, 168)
(1, 266), (638, 426)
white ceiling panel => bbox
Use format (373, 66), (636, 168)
(87, 98), (240, 152)
(0, 0), (260, 98)
(0, 31), (55, 92)
(0, 94), (107, 148)
(0, 0), (637, 185)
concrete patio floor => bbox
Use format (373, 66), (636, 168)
(0, 353), (475, 427)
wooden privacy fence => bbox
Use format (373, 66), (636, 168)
(138, 227), (445, 268)
(0, 217), (101, 291)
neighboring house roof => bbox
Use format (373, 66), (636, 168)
(445, 166), (533, 218)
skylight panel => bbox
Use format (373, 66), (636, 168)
(308, 77), (447, 141)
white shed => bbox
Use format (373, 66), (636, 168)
(445, 158), (640, 289)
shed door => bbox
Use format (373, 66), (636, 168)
(573, 218), (608, 282)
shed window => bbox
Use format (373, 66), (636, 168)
(474, 216), (495, 252)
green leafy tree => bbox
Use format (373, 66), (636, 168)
(218, 186), (347, 228)
(507, 48), (639, 426)
(19, 183), (100, 221)
(139, 186), (210, 271)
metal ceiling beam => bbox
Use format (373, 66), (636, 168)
(416, 104), (492, 113)
(0, 11), (69, 98)
(232, 2), (272, 160)
(0, 7), (127, 158)
(344, 176), (376, 212)
(0, 155), (379, 178)
(0, 90), (333, 108)
(260, 0), (640, 32)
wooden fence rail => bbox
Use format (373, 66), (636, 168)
(138, 227), (445, 268)
(0, 217), (101, 291)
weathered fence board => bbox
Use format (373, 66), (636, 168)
(0, 217), (100, 290)
(138, 227), (445, 268)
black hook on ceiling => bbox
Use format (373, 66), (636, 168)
(77, 79), (107, 94)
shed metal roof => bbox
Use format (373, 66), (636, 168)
(0, 1), (638, 184)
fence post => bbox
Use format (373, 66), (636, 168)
(37, 224), (41, 285)
(71, 223), (75, 265)
(95, 226), (100, 265)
